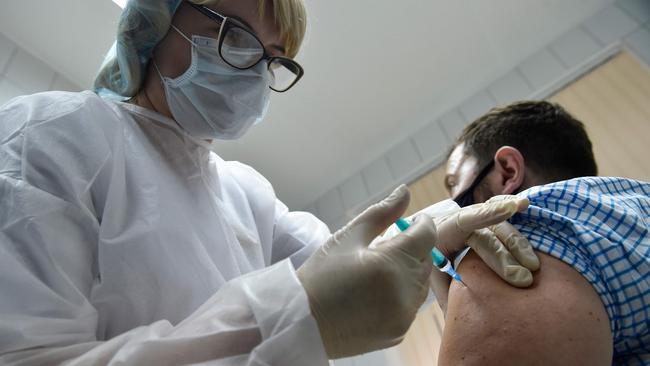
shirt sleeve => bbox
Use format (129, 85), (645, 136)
(0, 176), (329, 366)
(510, 177), (650, 361)
(271, 199), (331, 268)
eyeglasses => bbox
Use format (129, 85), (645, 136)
(453, 161), (495, 207)
(188, 3), (304, 92)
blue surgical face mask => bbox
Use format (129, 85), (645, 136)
(155, 25), (271, 140)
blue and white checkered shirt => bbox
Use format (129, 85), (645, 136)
(510, 177), (650, 365)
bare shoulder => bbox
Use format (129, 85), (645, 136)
(438, 250), (613, 366)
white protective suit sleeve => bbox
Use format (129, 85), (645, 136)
(0, 176), (328, 365)
(271, 199), (331, 268)
(224, 160), (331, 269)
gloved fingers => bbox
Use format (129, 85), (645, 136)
(468, 228), (534, 287)
(489, 222), (540, 271)
(433, 196), (528, 257)
(485, 194), (530, 211)
(397, 260), (434, 307)
(339, 185), (410, 246)
(454, 196), (529, 234)
(382, 214), (437, 262)
(415, 268), (432, 304)
(416, 258), (435, 284)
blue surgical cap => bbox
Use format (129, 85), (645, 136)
(93, 0), (183, 100)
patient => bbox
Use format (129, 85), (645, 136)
(434, 101), (650, 365)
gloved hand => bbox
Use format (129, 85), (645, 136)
(297, 185), (436, 359)
(434, 195), (540, 287)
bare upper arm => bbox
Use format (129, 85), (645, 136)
(438, 251), (613, 366)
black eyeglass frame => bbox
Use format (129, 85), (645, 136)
(452, 160), (495, 208)
(187, 3), (304, 92)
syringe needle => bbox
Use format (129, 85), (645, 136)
(395, 217), (465, 284)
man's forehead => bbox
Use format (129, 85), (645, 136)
(444, 143), (482, 197)
(446, 144), (478, 176)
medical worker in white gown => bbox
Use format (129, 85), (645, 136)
(0, 0), (540, 364)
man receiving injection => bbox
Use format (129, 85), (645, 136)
(380, 194), (537, 310)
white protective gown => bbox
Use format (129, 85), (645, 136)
(0, 91), (331, 365)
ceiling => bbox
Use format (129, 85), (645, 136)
(0, 0), (614, 209)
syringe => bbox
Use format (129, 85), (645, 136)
(395, 217), (467, 286)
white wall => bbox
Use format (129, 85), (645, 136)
(0, 31), (81, 107)
(333, 349), (401, 366)
(305, 0), (650, 232)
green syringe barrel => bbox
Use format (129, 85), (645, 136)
(395, 218), (446, 267)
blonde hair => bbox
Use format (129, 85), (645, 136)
(190, 0), (307, 58)
(94, 0), (306, 99)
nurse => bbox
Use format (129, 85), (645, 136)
(0, 0), (539, 364)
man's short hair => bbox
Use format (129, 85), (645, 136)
(454, 100), (598, 182)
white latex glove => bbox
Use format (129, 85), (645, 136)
(297, 185), (436, 359)
(434, 195), (540, 287)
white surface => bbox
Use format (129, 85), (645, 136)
(626, 25), (650, 65)
(340, 173), (370, 210)
(0, 0), (121, 90)
(412, 120), (449, 163)
(362, 158), (395, 195)
(316, 187), (345, 224)
(0, 79), (24, 106)
(51, 74), (83, 92)
(112, 0), (126, 8)
(386, 140), (421, 179)
(459, 90), (497, 122)
(584, 5), (640, 45)
(488, 70), (534, 105)
(519, 48), (568, 89)
(333, 349), (396, 366)
(0, 33), (16, 73)
(550, 27), (602, 68)
(617, 0), (650, 24)
(4, 49), (55, 94)
(439, 109), (467, 141)
(0, 0), (615, 209)
(0, 31), (82, 106)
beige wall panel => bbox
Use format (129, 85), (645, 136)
(550, 52), (650, 180)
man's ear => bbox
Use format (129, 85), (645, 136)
(492, 146), (526, 195)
